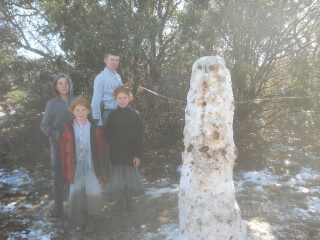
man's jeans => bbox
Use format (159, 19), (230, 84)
(102, 109), (113, 126)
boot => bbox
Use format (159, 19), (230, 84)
(112, 199), (125, 216)
(50, 206), (63, 218)
(50, 201), (63, 218)
(85, 216), (95, 233)
(125, 197), (135, 216)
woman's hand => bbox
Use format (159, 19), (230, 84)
(133, 157), (140, 167)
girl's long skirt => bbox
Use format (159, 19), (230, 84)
(68, 124), (101, 220)
(68, 159), (101, 219)
(105, 165), (145, 200)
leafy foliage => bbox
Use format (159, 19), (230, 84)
(0, 0), (319, 173)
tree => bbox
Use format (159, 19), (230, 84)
(179, 0), (320, 166)
(0, 0), (62, 59)
(0, 43), (59, 159)
(0, 0), (186, 173)
(1, 0), (319, 173)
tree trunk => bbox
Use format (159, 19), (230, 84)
(179, 56), (247, 240)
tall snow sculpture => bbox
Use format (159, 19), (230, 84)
(179, 56), (247, 240)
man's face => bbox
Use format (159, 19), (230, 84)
(104, 54), (120, 72)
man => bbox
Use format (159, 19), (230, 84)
(91, 49), (123, 126)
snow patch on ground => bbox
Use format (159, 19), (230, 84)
(7, 220), (57, 240)
(0, 202), (17, 212)
(146, 186), (179, 197)
(1, 154), (319, 239)
(144, 223), (179, 240)
(242, 169), (279, 186)
(0, 167), (58, 240)
(0, 168), (35, 194)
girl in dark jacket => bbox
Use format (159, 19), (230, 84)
(105, 86), (145, 215)
(61, 95), (109, 231)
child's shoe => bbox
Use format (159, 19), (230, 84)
(85, 216), (95, 233)
(112, 200), (126, 216)
(50, 205), (64, 218)
(125, 197), (136, 216)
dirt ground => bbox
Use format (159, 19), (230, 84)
(1, 150), (320, 240)
(0, 175), (179, 240)
(0, 155), (179, 240)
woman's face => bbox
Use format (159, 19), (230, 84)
(116, 92), (130, 108)
(55, 77), (70, 95)
(73, 104), (90, 123)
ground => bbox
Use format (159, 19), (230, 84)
(0, 144), (319, 240)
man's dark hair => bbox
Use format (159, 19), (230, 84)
(104, 49), (120, 59)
